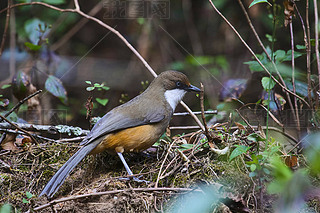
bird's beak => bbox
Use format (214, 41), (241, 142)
(187, 84), (201, 92)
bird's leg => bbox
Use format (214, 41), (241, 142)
(117, 152), (149, 183)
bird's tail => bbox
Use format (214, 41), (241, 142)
(39, 141), (99, 198)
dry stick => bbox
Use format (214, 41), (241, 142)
(155, 139), (176, 188)
(237, 0), (297, 124)
(314, 0), (320, 94)
(199, 83), (211, 141)
(0, 1), (204, 131)
(34, 187), (200, 211)
(0, 114), (39, 143)
(0, 90), (42, 122)
(0, 0), (11, 57)
(293, 3), (313, 107)
(173, 110), (217, 116)
(208, 0), (309, 108)
(289, 21), (301, 132)
(235, 109), (254, 132)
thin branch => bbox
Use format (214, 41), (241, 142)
(173, 110), (217, 116)
(208, 0), (310, 107)
(0, 114), (39, 143)
(34, 187), (200, 211)
(289, 20), (300, 132)
(314, 0), (320, 93)
(293, 3), (313, 107)
(0, 90), (42, 122)
(73, 0), (80, 11)
(0, 1), (204, 131)
(155, 140), (176, 188)
(237, 0), (297, 123)
(200, 83), (211, 140)
(0, 0), (11, 57)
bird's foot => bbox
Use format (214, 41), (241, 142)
(118, 175), (149, 183)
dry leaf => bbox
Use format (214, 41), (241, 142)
(235, 122), (246, 130)
(1, 133), (19, 151)
(283, 0), (295, 27)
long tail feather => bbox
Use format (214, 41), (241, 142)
(39, 141), (99, 198)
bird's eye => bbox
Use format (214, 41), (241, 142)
(176, 81), (181, 87)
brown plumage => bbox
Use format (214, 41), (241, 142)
(39, 70), (200, 198)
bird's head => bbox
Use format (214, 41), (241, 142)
(148, 70), (200, 110)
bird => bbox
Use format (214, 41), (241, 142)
(39, 70), (200, 198)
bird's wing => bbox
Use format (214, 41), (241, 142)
(80, 104), (167, 146)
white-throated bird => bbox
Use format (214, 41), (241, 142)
(40, 70), (200, 197)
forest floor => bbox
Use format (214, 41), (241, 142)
(0, 124), (319, 213)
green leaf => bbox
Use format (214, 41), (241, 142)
(24, 18), (45, 44)
(249, 172), (256, 177)
(22, 198), (29, 204)
(102, 86), (110, 91)
(1, 84), (11, 89)
(178, 144), (195, 151)
(42, 0), (66, 5)
(274, 50), (286, 62)
(0, 204), (12, 213)
(249, 0), (270, 8)
(94, 83), (101, 87)
(247, 133), (266, 142)
(24, 42), (41, 51)
(265, 34), (276, 42)
(229, 145), (251, 161)
(296, 44), (306, 50)
(96, 98), (109, 106)
(86, 87), (95, 91)
(26, 191), (33, 199)
(282, 50), (303, 61)
(137, 18), (145, 25)
(243, 60), (264, 72)
(45, 75), (67, 104)
(284, 79), (313, 98)
(85, 81), (92, 85)
(250, 164), (257, 172)
(261, 77), (276, 91)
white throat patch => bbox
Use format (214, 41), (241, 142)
(164, 89), (187, 110)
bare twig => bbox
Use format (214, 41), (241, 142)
(34, 187), (200, 211)
(237, 0), (297, 124)
(0, 114), (39, 143)
(0, 122), (89, 136)
(0, 90), (42, 122)
(235, 109), (255, 132)
(314, 0), (320, 92)
(155, 139), (176, 188)
(173, 110), (217, 116)
(290, 20), (300, 132)
(170, 126), (203, 130)
(200, 83), (211, 141)
(0, 1), (204, 132)
(293, 3), (313, 107)
(0, 0), (11, 57)
(208, 0), (310, 107)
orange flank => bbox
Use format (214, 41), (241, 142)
(90, 124), (162, 154)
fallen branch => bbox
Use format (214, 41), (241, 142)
(0, 122), (89, 137)
(0, 114), (39, 143)
(34, 187), (200, 211)
(0, 0), (204, 131)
